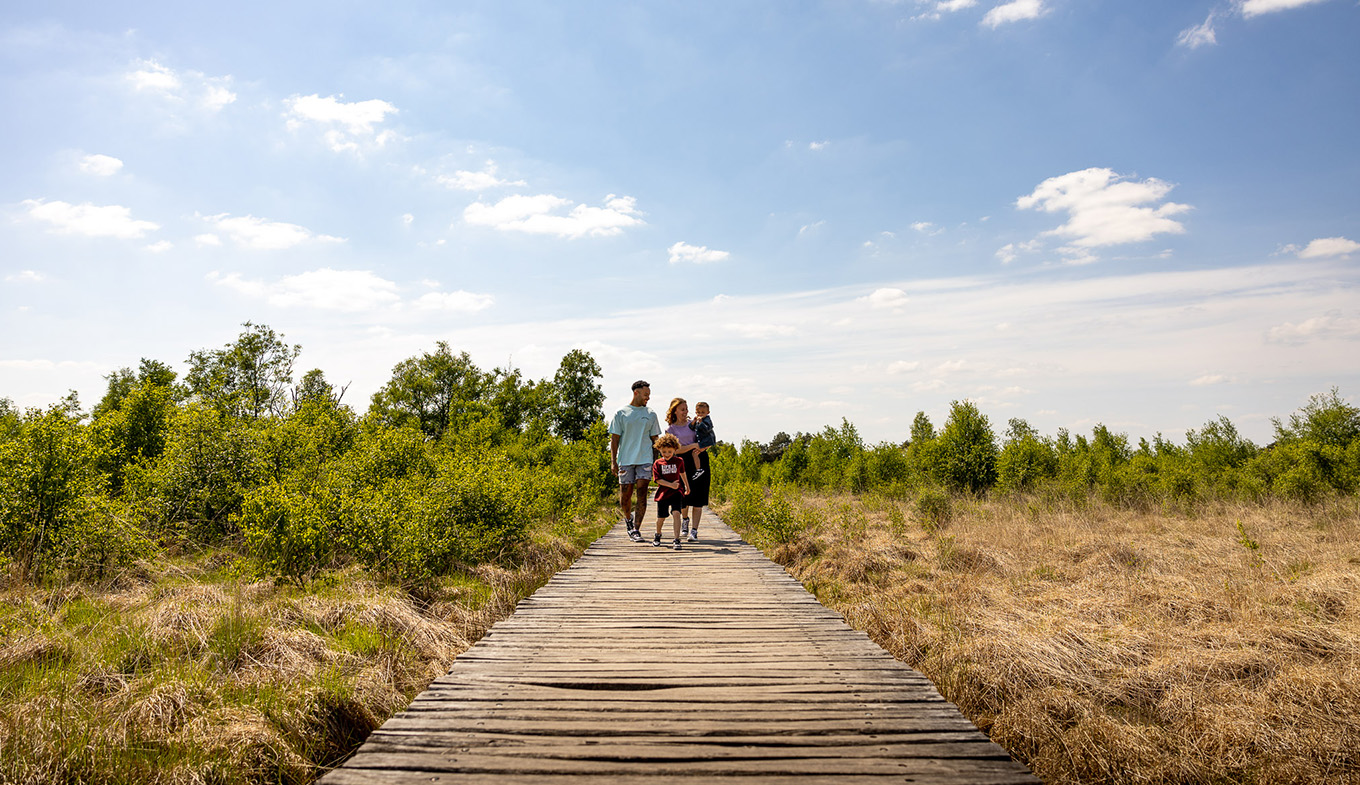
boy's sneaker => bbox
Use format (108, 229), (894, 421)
(652, 533), (662, 547)
(672, 538), (682, 550)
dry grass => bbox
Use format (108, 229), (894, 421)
(0, 514), (610, 785)
(722, 491), (1360, 785)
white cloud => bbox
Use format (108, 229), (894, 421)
(413, 291), (495, 312)
(723, 323), (798, 339)
(858, 287), (910, 309)
(210, 268), (401, 312)
(200, 213), (345, 250)
(285, 94), (398, 153)
(982, 0), (1045, 27)
(463, 194), (643, 238)
(129, 60), (179, 92)
(798, 220), (825, 236)
(5, 270), (45, 283)
(1177, 13), (1219, 48)
(194, 233), (222, 247)
(996, 243), (1018, 264)
(1240, 0), (1329, 17)
(809, 140), (829, 151)
(144, 241), (173, 253)
(436, 160), (526, 191)
(886, 361), (921, 374)
(23, 199), (159, 239)
(79, 154), (123, 176)
(912, 0), (977, 21)
(912, 221), (944, 236)
(668, 241), (731, 264)
(1295, 236), (1360, 259)
(1015, 168), (1191, 259)
(1266, 313), (1360, 344)
(127, 59), (236, 112)
(402, 214), (415, 226)
(1190, 374), (1230, 386)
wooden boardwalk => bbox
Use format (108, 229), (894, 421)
(321, 516), (1038, 784)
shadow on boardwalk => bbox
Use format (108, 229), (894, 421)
(321, 514), (1038, 784)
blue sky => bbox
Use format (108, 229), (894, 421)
(3, 0), (1358, 445)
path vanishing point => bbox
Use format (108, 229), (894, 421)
(321, 515), (1039, 784)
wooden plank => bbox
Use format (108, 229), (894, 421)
(320, 515), (1037, 784)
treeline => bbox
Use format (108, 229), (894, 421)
(0, 323), (611, 584)
(712, 391), (1360, 508)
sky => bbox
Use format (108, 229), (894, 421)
(2, 0), (1358, 446)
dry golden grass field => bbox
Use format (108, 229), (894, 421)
(0, 515), (611, 785)
(719, 490), (1360, 785)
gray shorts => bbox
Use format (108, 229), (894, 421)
(617, 463), (652, 484)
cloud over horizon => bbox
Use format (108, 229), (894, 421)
(23, 199), (159, 239)
(1014, 168), (1191, 263)
(464, 194), (644, 238)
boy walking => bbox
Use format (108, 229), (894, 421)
(608, 380), (663, 542)
(651, 433), (692, 549)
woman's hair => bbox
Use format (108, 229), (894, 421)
(654, 433), (681, 450)
(666, 397), (687, 425)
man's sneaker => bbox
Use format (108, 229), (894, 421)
(688, 529), (697, 542)
(628, 527), (644, 542)
(672, 538), (682, 550)
(652, 532), (662, 547)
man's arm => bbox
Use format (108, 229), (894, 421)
(609, 433), (620, 473)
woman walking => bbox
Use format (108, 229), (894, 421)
(664, 397), (711, 541)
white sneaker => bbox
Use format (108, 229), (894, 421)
(688, 529), (697, 542)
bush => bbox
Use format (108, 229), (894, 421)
(931, 401), (998, 494)
(0, 404), (110, 576)
(237, 482), (334, 584)
(997, 435), (1058, 494)
(914, 486), (953, 533)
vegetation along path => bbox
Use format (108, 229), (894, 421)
(321, 514), (1037, 784)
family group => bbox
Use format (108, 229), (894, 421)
(606, 380), (716, 550)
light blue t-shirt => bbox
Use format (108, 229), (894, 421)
(609, 405), (662, 466)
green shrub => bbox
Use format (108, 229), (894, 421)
(0, 404), (108, 576)
(915, 486), (952, 533)
(237, 483), (334, 584)
(997, 435), (1058, 494)
(931, 401), (998, 494)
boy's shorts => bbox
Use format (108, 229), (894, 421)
(617, 463), (651, 484)
(656, 498), (682, 518)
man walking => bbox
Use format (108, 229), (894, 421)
(608, 380), (662, 542)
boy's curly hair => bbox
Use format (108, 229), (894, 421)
(654, 433), (681, 450)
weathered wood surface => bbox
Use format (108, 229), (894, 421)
(322, 515), (1038, 784)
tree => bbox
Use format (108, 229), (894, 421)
(1274, 387), (1360, 449)
(186, 322), (300, 420)
(294, 368), (347, 408)
(0, 403), (105, 574)
(549, 349), (604, 442)
(909, 411), (935, 446)
(933, 400), (998, 493)
(369, 342), (493, 441)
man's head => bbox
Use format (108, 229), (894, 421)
(630, 380), (650, 405)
